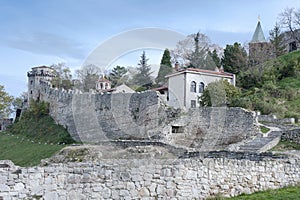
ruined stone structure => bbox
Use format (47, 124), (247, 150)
(15, 66), (300, 199)
(27, 74), (259, 150)
(0, 155), (299, 199)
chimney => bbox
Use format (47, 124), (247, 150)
(220, 66), (224, 73)
(174, 61), (180, 71)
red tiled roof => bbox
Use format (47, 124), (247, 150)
(153, 86), (168, 91)
(98, 77), (111, 83)
(167, 68), (234, 77)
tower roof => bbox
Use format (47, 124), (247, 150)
(250, 21), (266, 43)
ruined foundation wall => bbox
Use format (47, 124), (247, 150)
(0, 157), (299, 199)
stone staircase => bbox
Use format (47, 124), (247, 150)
(238, 131), (282, 153)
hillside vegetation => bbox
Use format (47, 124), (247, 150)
(0, 101), (76, 166)
(234, 50), (300, 119)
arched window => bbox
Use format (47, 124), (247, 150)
(199, 82), (205, 93)
(190, 81), (196, 93)
(105, 83), (108, 89)
(100, 83), (103, 89)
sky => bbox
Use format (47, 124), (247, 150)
(0, 0), (300, 97)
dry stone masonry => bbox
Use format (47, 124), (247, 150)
(0, 156), (299, 199)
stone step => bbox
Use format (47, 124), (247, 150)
(238, 131), (282, 153)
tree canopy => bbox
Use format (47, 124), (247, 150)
(269, 22), (286, 57)
(108, 66), (128, 87)
(132, 51), (153, 89)
(200, 80), (240, 107)
(221, 42), (248, 74)
(155, 49), (173, 86)
(75, 64), (101, 91)
(50, 63), (73, 90)
(0, 85), (13, 118)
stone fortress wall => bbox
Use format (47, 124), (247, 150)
(0, 155), (299, 199)
(33, 80), (259, 149)
(11, 70), (299, 199)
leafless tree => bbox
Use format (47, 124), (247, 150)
(279, 7), (300, 42)
(75, 64), (101, 91)
(170, 32), (222, 70)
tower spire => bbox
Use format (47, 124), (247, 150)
(250, 17), (266, 43)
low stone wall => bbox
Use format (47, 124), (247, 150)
(0, 156), (299, 199)
(258, 114), (295, 124)
(281, 129), (300, 144)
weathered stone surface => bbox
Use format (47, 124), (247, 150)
(0, 154), (299, 199)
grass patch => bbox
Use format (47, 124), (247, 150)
(260, 125), (270, 134)
(0, 132), (64, 167)
(209, 185), (300, 200)
(228, 185), (300, 200)
(0, 100), (77, 166)
(271, 140), (300, 151)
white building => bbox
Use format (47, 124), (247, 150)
(96, 77), (135, 94)
(166, 67), (235, 109)
(96, 76), (112, 92)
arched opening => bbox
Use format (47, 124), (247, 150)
(190, 81), (196, 93)
(199, 82), (205, 93)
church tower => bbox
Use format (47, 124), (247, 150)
(249, 17), (271, 66)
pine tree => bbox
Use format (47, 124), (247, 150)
(221, 42), (248, 74)
(189, 32), (208, 68)
(269, 23), (285, 57)
(208, 49), (221, 68)
(109, 66), (128, 87)
(133, 51), (153, 89)
(155, 49), (173, 86)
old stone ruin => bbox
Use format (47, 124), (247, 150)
(0, 70), (299, 199)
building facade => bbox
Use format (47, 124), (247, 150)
(166, 68), (235, 109)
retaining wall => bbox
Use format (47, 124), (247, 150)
(0, 156), (299, 199)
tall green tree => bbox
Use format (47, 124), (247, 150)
(133, 51), (153, 89)
(50, 63), (73, 90)
(188, 32), (210, 68)
(269, 22), (285, 57)
(221, 42), (248, 74)
(0, 85), (13, 118)
(208, 49), (221, 68)
(109, 66), (128, 87)
(155, 49), (173, 86)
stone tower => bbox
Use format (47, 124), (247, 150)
(249, 18), (271, 66)
(27, 66), (56, 101)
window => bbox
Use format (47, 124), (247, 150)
(190, 81), (196, 93)
(191, 100), (196, 108)
(30, 80), (33, 85)
(289, 41), (297, 52)
(172, 126), (184, 133)
(199, 82), (205, 93)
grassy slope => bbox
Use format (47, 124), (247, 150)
(0, 132), (63, 167)
(0, 103), (76, 166)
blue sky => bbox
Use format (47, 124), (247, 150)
(0, 0), (300, 96)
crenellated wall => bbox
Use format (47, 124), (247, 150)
(31, 81), (260, 150)
(0, 156), (299, 199)
(35, 81), (169, 142)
